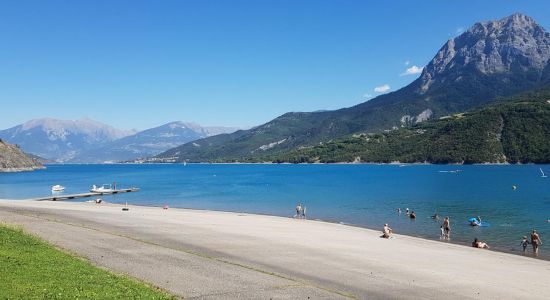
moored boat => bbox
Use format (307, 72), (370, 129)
(51, 185), (65, 192)
(90, 184), (114, 193)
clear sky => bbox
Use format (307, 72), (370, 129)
(1, 0), (549, 130)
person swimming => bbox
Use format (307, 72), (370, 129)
(470, 216), (481, 226)
(431, 213), (439, 220)
(409, 211), (416, 219)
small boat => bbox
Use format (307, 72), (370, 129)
(51, 185), (65, 192)
(540, 168), (547, 178)
(90, 184), (114, 193)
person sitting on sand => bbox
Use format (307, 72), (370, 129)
(95, 198), (102, 204)
(472, 238), (489, 249)
(382, 223), (393, 238)
(409, 211), (416, 219)
(520, 236), (530, 252)
(531, 229), (542, 254)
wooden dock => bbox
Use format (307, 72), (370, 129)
(29, 188), (140, 201)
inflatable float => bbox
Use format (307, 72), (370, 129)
(468, 217), (490, 227)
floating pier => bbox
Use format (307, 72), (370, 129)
(29, 188), (140, 201)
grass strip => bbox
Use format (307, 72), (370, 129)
(0, 224), (175, 299)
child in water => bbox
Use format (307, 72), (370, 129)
(520, 236), (530, 252)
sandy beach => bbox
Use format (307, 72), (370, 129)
(1, 199), (549, 299)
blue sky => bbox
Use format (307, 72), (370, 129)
(1, 0), (549, 130)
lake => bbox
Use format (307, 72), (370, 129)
(1, 164), (549, 259)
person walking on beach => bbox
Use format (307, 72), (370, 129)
(302, 206), (307, 219)
(382, 223), (393, 238)
(531, 229), (542, 254)
(295, 203), (302, 219)
(520, 236), (530, 252)
(442, 217), (451, 240)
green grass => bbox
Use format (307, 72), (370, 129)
(0, 224), (175, 300)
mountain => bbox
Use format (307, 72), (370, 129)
(157, 13), (550, 162)
(72, 122), (239, 163)
(261, 86), (550, 164)
(0, 118), (135, 162)
(0, 139), (44, 172)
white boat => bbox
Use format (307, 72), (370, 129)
(90, 184), (114, 193)
(541, 168), (547, 178)
(51, 185), (65, 192)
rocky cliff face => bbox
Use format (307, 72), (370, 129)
(419, 13), (550, 92)
(0, 140), (44, 172)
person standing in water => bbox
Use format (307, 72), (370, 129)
(531, 229), (542, 254)
(442, 217), (451, 240)
(520, 236), (530, 252)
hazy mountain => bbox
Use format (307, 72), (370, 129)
(0, 118), (135, 162)
(157, 13), (550, 162)
(0, 139), (44, 172)
(70, 121), (239, 163)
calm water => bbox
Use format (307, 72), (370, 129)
(1, 164), (549, 259)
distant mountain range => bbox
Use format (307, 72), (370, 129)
(0, 118), (135, 162)
(73, 121), (239, 163)
(0, 119), (238, 163)
(156, 13), (550, 163)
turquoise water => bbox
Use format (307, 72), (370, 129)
(1, 164), (549, 259)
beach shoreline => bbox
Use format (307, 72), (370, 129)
(1, 199), (549, 299)
(2, 197), (546, 261)
(92, 201), (550, 261)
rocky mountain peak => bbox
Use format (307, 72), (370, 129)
(419, 13), (550, 92)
